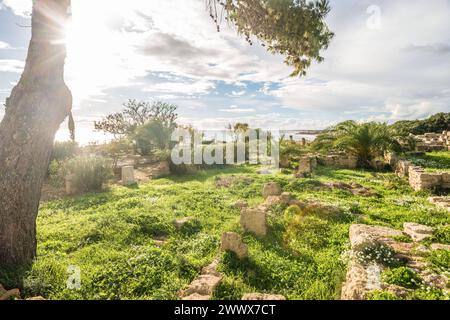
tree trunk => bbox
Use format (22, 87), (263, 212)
(0, 0), (72, 271)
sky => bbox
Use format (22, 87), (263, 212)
(0, 0), (449, 144)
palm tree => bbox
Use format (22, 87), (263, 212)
(312, 121), (401, 168)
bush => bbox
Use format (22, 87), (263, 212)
(432, 226), (450, 245)
(100, 139), (134, 170)
(356, 243), (402, 267)
(52, 141), (79, 163)
(428, 250), (450, 273)
(64, 157), (113, 194)
(366, 290), (399, 300)
(382, 267), (422, 289)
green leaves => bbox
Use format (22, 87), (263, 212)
(312, 121), (402, 168)
(208, 0), (334, 76)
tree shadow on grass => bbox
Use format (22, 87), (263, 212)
(0, 263), (31, 290)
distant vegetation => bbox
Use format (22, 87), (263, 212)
(389, 112), (450, 135)
(311, 121), (402, 168)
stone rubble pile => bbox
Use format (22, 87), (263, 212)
(180, 258), (223, 301)
(341, 223), (449, 300)
(221, 232), (248, 259)
(408, 166), (450, 191)
(388, 152), (450, 191)
(428, 196), (450, 212)
(323, 181), (377, 197)
(215, 175), (254, 188)
(0, 284), (45, 301)
(414, 131), (450, 152)
(242, 293), (286, 300)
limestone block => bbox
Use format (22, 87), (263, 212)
(121, 166), (135, 185)
(240, 208), (267, 237)
(221, 232), (248, 259)
(403, 222), (434, 242)
(262, 182), (281, 199)
(242, 293), (286, 300)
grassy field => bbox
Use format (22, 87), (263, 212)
(9, 166), (450, 300)
(406, 151), (450, 172)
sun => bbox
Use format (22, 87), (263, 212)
(63, 1), (141, 104)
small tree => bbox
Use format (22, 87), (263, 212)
(312, 121), (402, 168)
(102, 139), (134, 170)
(133, 120), (175, 156)
(94, 100), (178, 138)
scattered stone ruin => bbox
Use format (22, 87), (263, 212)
(180, 258), (223, 300)
(221, 232), (248, 259)
(1, 284), (44, 301)
(296, 156), (317, 176)
(428, 197), (450, 212)
(341, 224), (449, 300)
(408, 166), (450, 191)
(240, 207), (267, 237)
(121, 166), (135, 185)
(316, 153), (358, 169)
(387, 153), (450, 192)
(295, 153), (358, 176)
(242, 293), (286, 300)
(415, 131), (450, 152)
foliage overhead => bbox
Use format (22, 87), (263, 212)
(207, 0), (334, 76)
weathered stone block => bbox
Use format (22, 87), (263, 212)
(121, 166), (135, 185)
(240, 208), (267, 237)
(404, 222), (434, 242)
(221, 232), (248, 259)
(297, 156), (313, 175)
(349, 224), (403, 252)
(395, 160), (411, 177)
(234, 200), (248, 210)
(183, 274), (222, 297)
(242, 293), (286, 300)
(151, 161), (171, 178)
(65, 174), (76, 195)
(262, 182), (281, 199)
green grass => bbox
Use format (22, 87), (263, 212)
(406, 151), (450, 172)
(3, 165), (450, 300)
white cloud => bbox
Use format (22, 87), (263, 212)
(142, 80), (215, 96)
(219, 108), (256, 113)
(1, 0), (31, 17)
(0, 59), (24, 73)
(229, 90), (246, 97)
(266, 0), (450, 122)
(0, 41), (10, 49)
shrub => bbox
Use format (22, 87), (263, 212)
(312, 121), (402, 168)
(284, 215), (331, 251)
(382, 267), (422, 289)
(52, 141), (79, 163)
(64, 157), (113, 194)
(101, 139), (134, 170)
(407, 288), (448, 300)
(366, 290), (399, 300)
(428, 250), (450, 273)
(133, 120), (174, 156)
(432, 226), (450, 245)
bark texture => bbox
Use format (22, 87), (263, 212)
(0, 0), (72, 269)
